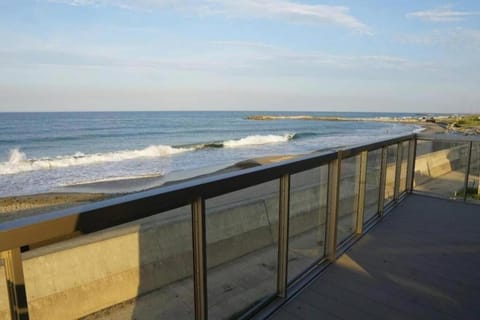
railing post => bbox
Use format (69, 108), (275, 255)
(378, 147), (388, 216)
(317, 166), (329, 246)
(326, 152), (341, 262)
(393, 142), (403, 201)
(477, 144), (480, 197)
(406, 137), (417, 193)
(463, 141), (473, 202)
(355, 151), (368, 235)
(277, 174), (290, 298)
(192, 197), (207, 320)
(2, 248), (29, 320)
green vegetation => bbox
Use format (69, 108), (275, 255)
(455, 186), (480, 200)
(456, 115), (480, 126)
(439, 114), (480, 127)
(435, 114), (480, 135)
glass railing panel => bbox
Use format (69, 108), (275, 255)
(21, 206), (194, 320)
(384, 144), (397, 205)
(205, 180), (279, 320)
(467, 142), (480, 203)
(414, 140), (470, 199)
(364, 149), (382, 223)
(337, 155), (361, 244)
(287, 166), (328, 283)
(399, 141), (409, 194)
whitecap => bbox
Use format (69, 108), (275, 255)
(223, 134), (294, 148)
(0, 145), (192, 175)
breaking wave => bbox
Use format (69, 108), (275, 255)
(179, 133), (296, 150)
(0, 145), (191, 175)
(223, 133), (294, 148)
(0, 133), (299, 175)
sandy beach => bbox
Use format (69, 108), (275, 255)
(0, 122), (447, 223)
(0, 154), (301, 222)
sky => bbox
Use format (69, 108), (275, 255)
(0, 1), (479, 113)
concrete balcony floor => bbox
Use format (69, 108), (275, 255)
(270, 194), (480, 320)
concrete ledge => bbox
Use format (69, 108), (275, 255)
(414, 143), (469, 186)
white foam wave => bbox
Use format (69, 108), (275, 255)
(0, 134), (296, 176)
(413, 126), (426, 133)
(223, 134), (294, 148)
(0, 145), (191, 175)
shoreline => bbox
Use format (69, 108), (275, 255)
(0, 154), (300, 222)
(248, 114), (480, 135)
(0, 122), (447, 222)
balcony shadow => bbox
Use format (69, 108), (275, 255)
(130, 206), (195, 320)
(283, 195), (480, 319)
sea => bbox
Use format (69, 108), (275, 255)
(0, 111), (426, 197)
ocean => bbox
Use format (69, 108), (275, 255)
(0, 111), (424, 197)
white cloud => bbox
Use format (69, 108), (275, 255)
(407, 5), (480, 22)
(397, 28), (480, 51)
(208, 41), (418, 71)
(47, 0), (371, 34)
(0, 39), (420, 74)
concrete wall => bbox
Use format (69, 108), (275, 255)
(414, 143), (469, 186)
(0, 145), (467, 319)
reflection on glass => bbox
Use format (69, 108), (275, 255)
(384, 145), (397, 205)
(364, 149), (382, 223)
(205, 180), (279, 320)
(400, 141), (409, 193)
(414, 140), (470, 199)
(337, 155), (360, 244)
(287, 166), (328, 283)
(23, 206), (194, 319)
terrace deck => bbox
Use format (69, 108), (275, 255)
(270, 194), (480, 320)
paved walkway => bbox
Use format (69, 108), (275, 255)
(270, 194), (480, 320)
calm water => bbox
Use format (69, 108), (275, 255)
(0, 111), (423, 197)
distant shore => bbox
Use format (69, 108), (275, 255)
(247, 114), (480, 135)
(247, 114), (421, 123)
(0, 120), (453, 222)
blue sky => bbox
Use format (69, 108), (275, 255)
(0, 0), (479, 112)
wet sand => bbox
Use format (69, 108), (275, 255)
(0, 155), (299, 222)
(420, 122), (449, 134)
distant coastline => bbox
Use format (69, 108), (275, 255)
(247, 114), (420, 123)
(247, 114), (480, 135)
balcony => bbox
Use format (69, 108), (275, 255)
(269, 194), (480, 320)
(1, 133), (479, 320)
